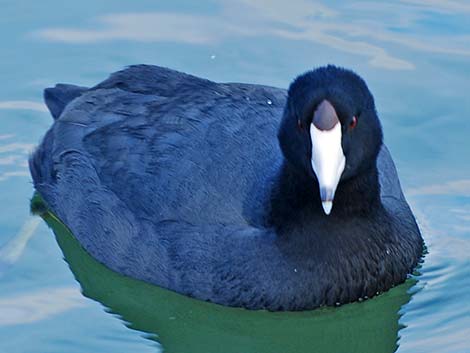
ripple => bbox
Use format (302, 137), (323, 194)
(0, 101), (47, 112)
(0, 287), (87, 326)
(32, 1), (470, 70)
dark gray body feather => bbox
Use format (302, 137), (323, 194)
(30, 65), (422, 310)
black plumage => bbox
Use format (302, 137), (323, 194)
(30, 65), (423, 310)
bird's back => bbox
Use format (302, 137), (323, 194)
(33, 66), (286, 225)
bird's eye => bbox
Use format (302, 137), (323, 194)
(297, 119), (305, 131)
(349, 116), (358, 129)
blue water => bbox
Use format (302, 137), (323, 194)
(1, 1), (469, 352)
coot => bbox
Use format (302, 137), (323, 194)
(30, 65), (423, 311)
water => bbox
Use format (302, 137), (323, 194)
(0, 1), (469, 352)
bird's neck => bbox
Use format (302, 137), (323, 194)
(268, 161), (382, 227)
(333, 164), (382, 216)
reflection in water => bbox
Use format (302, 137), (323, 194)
(32, 1), (470, 71)
(0, 101), (47, 112)
(35, 196), (418, 353)
(0, 286), (86, 326)
(409, 179), (470, 197)
(0, 217), (40, 275)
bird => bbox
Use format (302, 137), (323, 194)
(30, 64), (423, 311)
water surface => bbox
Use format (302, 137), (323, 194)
(1, 1), (469, 352)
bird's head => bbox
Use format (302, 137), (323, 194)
(278, 65), (382, 215)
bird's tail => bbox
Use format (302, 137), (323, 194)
(43, 84), (87, 119)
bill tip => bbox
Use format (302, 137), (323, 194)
(322, 201), (333, 215)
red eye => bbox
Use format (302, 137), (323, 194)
(349, 116), (358, 129)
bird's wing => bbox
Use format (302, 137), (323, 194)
(377, 144), (406, 202)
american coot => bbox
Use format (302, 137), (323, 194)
(30, 65), (423, 311)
